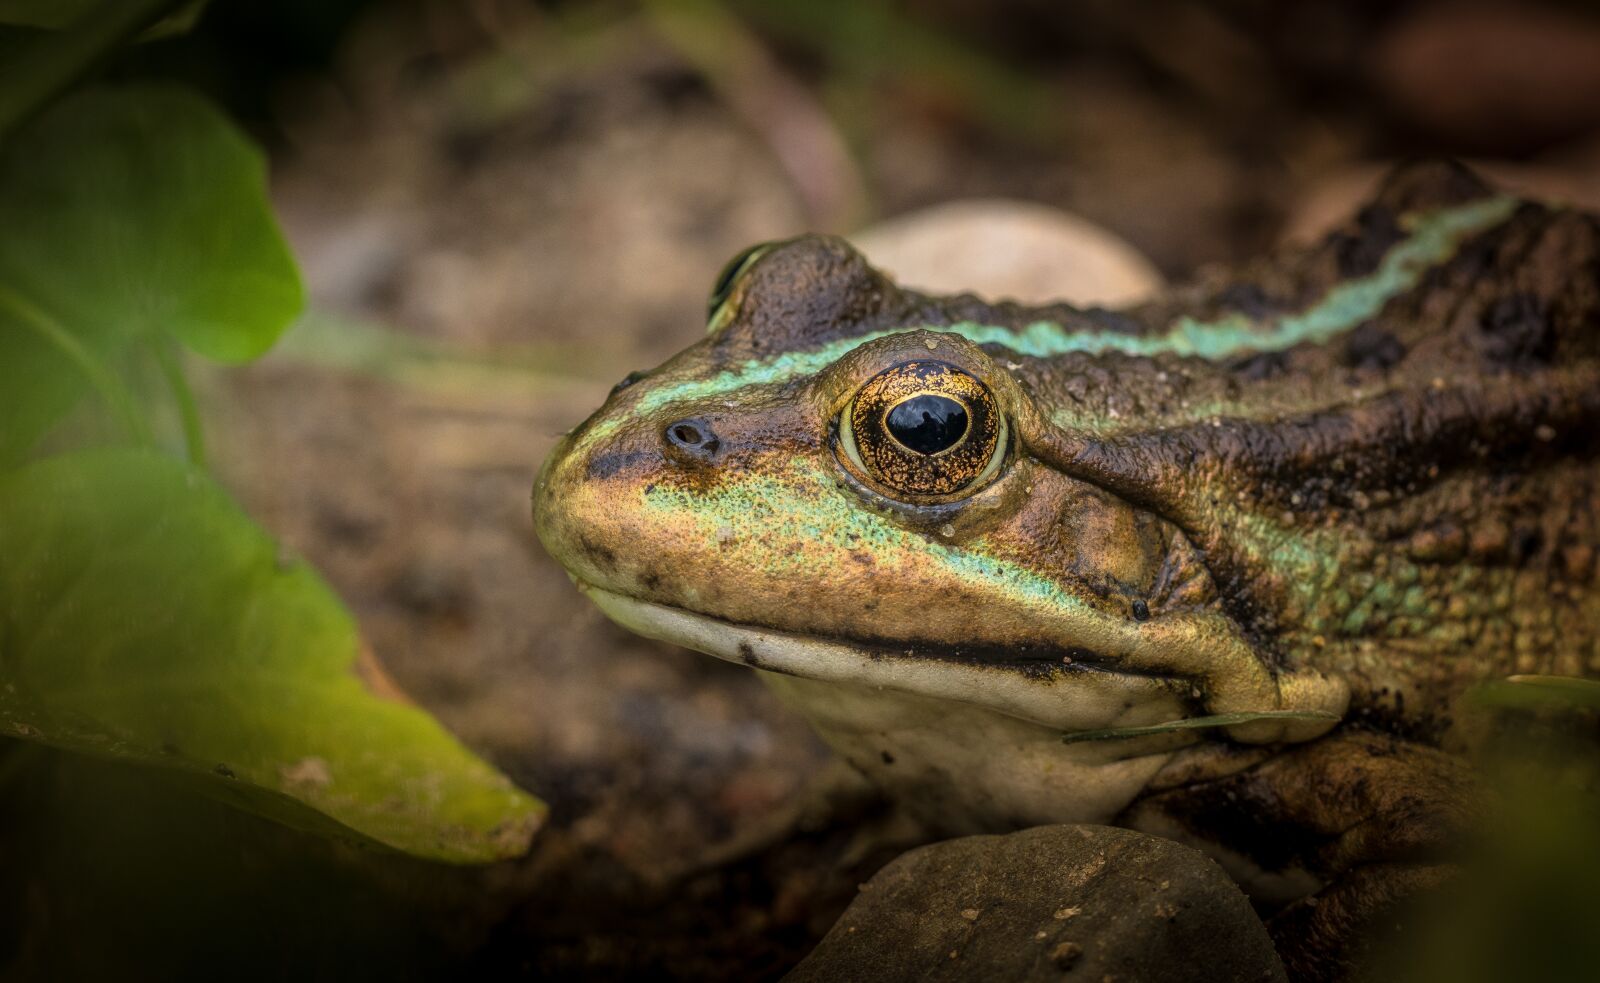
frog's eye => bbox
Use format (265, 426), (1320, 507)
(837, 361), (1006, 499)
(706, 242), (775, 331)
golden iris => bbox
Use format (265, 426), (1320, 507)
(839, 361), (1005, 498)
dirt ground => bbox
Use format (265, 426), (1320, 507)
(182, 2), (1600, 978)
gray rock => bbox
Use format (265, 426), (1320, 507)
(785, 824), (1285, 983)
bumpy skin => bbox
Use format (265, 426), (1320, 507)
(534, 162), (1600, 969)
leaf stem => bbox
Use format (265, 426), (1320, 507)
(0, 283), (153, 444)
(152, 335), (205, 467)
(1060, 709), (1342, 745)
(0, 0), (187, 143)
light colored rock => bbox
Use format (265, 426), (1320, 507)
(853, 199), (1164, 306)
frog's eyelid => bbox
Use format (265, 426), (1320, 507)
(609, 369), (648, 397)
(838, 399), (866, 472)
(706, 243), (776, 334)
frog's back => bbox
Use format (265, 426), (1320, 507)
(1002, 162), (1600, 737)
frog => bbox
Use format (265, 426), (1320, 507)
(532, 162), (1600, 979)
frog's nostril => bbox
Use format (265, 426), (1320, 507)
(664, 418), (720, 461)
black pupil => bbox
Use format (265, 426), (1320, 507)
(886, 395), (968, 455)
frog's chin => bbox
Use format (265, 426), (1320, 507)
(578, 583), (1189, 735)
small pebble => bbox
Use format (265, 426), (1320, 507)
(1050, 942), (1083, 970)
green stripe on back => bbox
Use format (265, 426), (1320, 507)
(620, 196), (1516, 429)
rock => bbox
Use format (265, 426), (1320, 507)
(852, 199), (1164, 307)
(785, 824), (1285, 983)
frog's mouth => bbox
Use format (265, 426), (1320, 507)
(579, 583), (1188, 735)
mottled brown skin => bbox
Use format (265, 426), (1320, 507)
(535, 162), (1600, 978)
(1028, 165), (1600, 724)
(1050, 164), (1600, 974)
(1066, 165), (1597, 976)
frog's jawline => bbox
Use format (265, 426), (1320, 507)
(579, 584), (1184, 734)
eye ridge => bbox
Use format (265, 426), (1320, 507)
(706, 242), (772, 323)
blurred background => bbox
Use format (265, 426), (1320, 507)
(9, 0), (1600, 979)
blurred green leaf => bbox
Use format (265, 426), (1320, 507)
(0, 83), (303, 461)
(0, 0), (100, 27)
(0, 0), (203, 35)
(0, 745), (492, 982)
(0, 1), (188, 139)
(142, 0), (208, 38)
(1374, 693), (1600, 983)
(0, 448), (545, 862)
(1470, 674), (1600, 711)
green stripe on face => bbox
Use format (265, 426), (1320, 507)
(608, 196), (1516, 435)
(640, 464), (1108, 624)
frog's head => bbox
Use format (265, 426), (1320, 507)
(534, 236), (1344, 829)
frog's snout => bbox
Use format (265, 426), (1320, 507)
(532, 406), (725, 601)
(532, 426), (623, 593)
(534, 375), (827, 616)
(530, 432), (572, 560)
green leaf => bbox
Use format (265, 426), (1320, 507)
(0, 2), (195, 142)
(140, 0), (209, 38)
(0, 0), (203, 36)
(0, 0), (100, 27)
(0, 84), (303, 460)
(0, 448), (545, 862)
